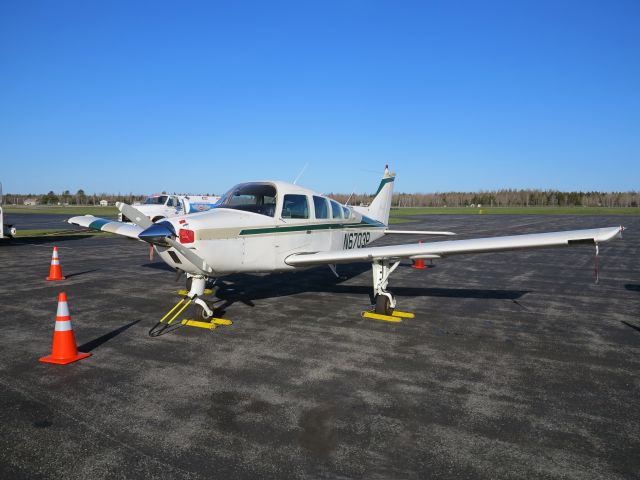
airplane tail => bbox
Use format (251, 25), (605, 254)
(355, 166), (396, 225)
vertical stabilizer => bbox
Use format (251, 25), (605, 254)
(354, 166), (396, 225)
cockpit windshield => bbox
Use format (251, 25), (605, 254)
(144, 195), (168, 205)
(218, 183), (277, 217)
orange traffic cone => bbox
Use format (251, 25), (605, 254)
(46, 246), (65, 280)
(412, 241), (427, 269)
(39, 292), (91, 365)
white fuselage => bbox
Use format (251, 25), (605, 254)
(127, 195), (183, 222)
(153, 181), (386, 275)
(124, 194), (220, 223)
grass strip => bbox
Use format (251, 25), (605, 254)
(390, 207), (640, 216)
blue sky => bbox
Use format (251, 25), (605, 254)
(1, 0), (638, 195)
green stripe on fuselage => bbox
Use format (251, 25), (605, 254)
(360, 215), (386, 226)
(88, 218), (112, 230)
(239, 217), (385, 236)
(374, 176), (395, 196)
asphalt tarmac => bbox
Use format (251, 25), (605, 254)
(5, 213), (116, 230)
(0, 215), (638, 479)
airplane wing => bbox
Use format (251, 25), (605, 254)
(69, 212), (214, 274)
(67, 215), (145, 240)
(285, 226), (624, 266)
(384, 229), (455, 236)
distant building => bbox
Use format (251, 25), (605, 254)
(23, 198), (38, 206)
(99, 199), (109, 206)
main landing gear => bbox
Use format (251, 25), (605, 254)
(149, 274), (232, 336)
(362, 259), (415, 323)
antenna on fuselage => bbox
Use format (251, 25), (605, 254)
(345, 188), (356, 206)
(293, 162), (309, 185)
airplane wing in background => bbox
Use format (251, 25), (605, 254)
(285, 226), (624, 266)
(68, 215), (145, 240)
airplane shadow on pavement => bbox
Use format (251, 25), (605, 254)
(206, 263), (530, 315)
(3, 234), (95, 246)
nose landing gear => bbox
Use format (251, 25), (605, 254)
(149, 274), (232, 336)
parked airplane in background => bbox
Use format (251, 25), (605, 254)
(120, 194), (220, 223)
(69, 166), (624, 321)
(1, 183), (17, 239)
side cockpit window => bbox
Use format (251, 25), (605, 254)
(342, 206), (351, 219)
(330, 200), (343, 219)
(313, 196), (329, 219)
(282, 194), (309, 219)
(219, 183), (277, 217)
(144, 196), (167, 205)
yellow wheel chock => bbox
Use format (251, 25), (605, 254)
(389, 311), (415, 318)
(361, 310), (415, 323)
(150, 294), (232, 336)
(178, 288), (213, 296)
(181, 319), (216, 330)
(181, 317), (233, 330)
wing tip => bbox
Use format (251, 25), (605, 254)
(67, 214), (96, 224)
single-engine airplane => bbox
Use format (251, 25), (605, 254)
(68, 166), (624, 322)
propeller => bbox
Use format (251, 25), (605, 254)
(137, 220), (214, 274)
(116, 202), (153, 228)
(118, 202), (161, 263)
(164, 236), (214, 274)
(138, 221), (175, 245)
(118, 202), (214, 274)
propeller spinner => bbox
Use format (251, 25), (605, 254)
(138, 221), (176, 246)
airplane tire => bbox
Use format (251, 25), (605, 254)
(194, 303), (213, 321)
(152, 216), (165, 223)
(374, 295), (392, 316)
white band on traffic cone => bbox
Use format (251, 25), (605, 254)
(54, 320), (73, 331)
(56, 301), (70, 318)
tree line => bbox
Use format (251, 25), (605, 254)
(3, 188), (640, 208)
(3, 190), (146, 205)
(329, 189), (640, 208)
